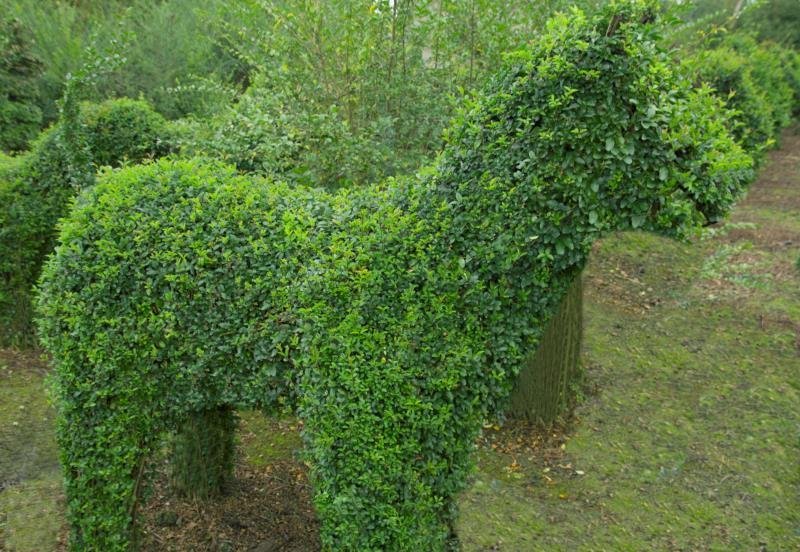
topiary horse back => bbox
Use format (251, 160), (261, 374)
(37, 3), (753, 550)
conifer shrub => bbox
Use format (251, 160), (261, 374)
(0, 97), (171, 346)
(169, 406), (238, 499)
(37, 2), (755, 550)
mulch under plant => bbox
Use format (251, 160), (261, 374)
(135, 421), (564, 552)
(138, 459), (320, 552)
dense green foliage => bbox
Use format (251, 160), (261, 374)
(176, 74), (384, 187)
(683, 34), (796, 158)
(36, 3), (761, 549)
(2, 0), (606, 175)
(0, 97), (171, 346)
(0, 17), (43, 152)
(724, 34), (795, 129)
(213, 0), (605, 179)
(81, 98), (171, 168)
(508, 277), (584, 424)
(0, 0), (245, 124)
(738, 0), (800, 47)
(169, 407), (238, 499)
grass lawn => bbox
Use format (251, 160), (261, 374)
(1, 130), (798, 551)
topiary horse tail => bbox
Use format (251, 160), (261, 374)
(37, 2), (754, 550)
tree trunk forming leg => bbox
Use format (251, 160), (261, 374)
(507, 274), (584, 425)
(169, 405), (238, 499)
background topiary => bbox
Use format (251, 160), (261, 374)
(683, 33), (797, 159)
(37, 2), (760, 550)
(683, 44), (775, 157)
(81, 97), (172, 168)
(723, 34), (795, 133)
(0, 95), (172, 346)
(0, 17), (43, 153)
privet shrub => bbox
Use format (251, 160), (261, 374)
(0, 151), (22, 174)
(81, 98), (171, 168)
(684, 45), (775, 156)
(684, 35), (797, 158)
(773, 47), (800, 114)
(0, 97), (171, 346)
(37, 2), (754, 550)
(723, 34), (795, 132)
(738, 0), (800, 49)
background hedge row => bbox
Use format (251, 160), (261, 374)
(0, 97), (171, 346)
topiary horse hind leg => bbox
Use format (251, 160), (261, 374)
(169, 406), (238, 499)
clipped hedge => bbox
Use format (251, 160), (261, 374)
(684, 34), (797, 158)
(81, 98), (171, 168)
(773, 46), (800, 114)
(684, 45), (775, 156)
(37, 2), (755, 550)
(724, 34), (795, 132)
(0, 97), (171, 346)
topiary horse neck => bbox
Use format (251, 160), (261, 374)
(37, 3), (752, 550)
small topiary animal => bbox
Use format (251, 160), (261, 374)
(37, 2), (754, 550)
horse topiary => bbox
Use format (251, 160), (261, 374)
(37, 2), (754, 550)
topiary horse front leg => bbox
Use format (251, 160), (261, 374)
(297, 362), (455, 548)
(169, 406), (238, 499)
(297, 319), (483, 551)
(57, 387), (160, 551)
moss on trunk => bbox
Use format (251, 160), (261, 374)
(169, 406), (237, 499)
(508, 274), (583, 425)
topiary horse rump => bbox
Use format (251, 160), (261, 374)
(37, 3), (753, 550)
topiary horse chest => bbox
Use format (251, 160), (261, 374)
(37, 4), (753, 551)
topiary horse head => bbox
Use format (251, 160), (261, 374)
(37, 2), (753, 550)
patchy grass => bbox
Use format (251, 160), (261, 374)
(458, 130), (800, 550)
(1, 130), (798, 550)
(238, 412), (304, 468)
(0, 473), (64, 552)
(0, 349), (64, 551)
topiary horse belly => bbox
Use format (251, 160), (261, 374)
(36, 2), (755, 550)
